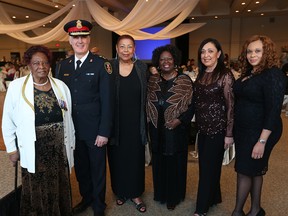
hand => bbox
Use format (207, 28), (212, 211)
(9, 151), (20, 167)
(251, 142), (265, 159)
(165, 119), (181, 130)
(224, 136), (234, 149)
(95, 135), (108, 147)
(149, 66), (158, 75)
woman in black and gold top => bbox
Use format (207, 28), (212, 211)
(2, 45), (75, 216)
(193, 38), (234, 216)
(147, 44), (194, 211)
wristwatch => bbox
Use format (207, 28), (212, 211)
(258, 139), (266, 144)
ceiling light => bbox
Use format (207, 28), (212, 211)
(25, 16), (29, 18)
(235, 10), (239, 13)
(43, 24), (46, 27)
(191, 17), (195, 20)
(241, 2), (246, 5)
(55, 5), (59, 8)
(261, 13), (264, 16)
(215, 16), (218, 19)
(12, 16), (16, 19)
(72, 4), (75, 7)
(247, 9), (251, 12)
(256, 1), (260, 4)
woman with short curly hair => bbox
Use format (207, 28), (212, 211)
(147, 44), (194, 211)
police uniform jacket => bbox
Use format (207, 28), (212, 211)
(56, 52), (114, 140)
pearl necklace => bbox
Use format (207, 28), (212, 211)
(33, 78), (49, 86)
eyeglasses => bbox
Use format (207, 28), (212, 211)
(32, 61), (50, 67)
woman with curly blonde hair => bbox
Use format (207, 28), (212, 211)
(231, 35), (286, 216)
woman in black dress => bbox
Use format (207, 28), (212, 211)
(231, 35), (286, 216)
(147, 44), (194, 211)
(193, 38), (235, 216)
(107, 34), (148, 213)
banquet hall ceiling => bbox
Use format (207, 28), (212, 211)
(0, 0), (287, 25)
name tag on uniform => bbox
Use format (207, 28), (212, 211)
(86, 73), (94, 76)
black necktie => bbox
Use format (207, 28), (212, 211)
(76, 60), (81, 70)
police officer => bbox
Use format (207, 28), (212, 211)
(56, 19), (113, 216)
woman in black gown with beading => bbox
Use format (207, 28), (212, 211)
(193, 38), (235, 216)
(231, 35), (286, 216)
(107, 34), (148, 213)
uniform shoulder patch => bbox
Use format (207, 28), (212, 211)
(104, 62), (112, 74)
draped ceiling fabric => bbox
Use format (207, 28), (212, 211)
(0, 0), (205, 44)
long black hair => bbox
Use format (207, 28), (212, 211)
(196, 38), (226, 82)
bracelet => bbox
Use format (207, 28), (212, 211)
(258, 139), (266, 144)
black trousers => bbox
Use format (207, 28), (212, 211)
(74, 139), (107, 213)
(195, 133), (225, 214)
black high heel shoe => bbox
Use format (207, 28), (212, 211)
(166, 204), (176, 211)
(256, 208), (265, 216)
(231, 210), (246, 216)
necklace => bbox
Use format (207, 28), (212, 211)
(161, 71), (177, 80)
(33, 78), (49, 86)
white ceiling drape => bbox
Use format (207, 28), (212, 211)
(0, 0), (205, 44)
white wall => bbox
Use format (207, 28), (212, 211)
(188, 13), (288, 63)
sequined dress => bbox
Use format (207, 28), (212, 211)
(20, 87), (72, 216)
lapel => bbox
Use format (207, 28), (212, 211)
(73, 52), (95, 78)
(62, 57), (75, 77)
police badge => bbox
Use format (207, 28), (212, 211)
(104, 62), (112, 74)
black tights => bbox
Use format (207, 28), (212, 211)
(232, 173), (263, 216)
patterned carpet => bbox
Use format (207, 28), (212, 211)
(0, 151), (21, 199)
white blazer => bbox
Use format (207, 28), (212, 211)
(2, 74), (75, 173)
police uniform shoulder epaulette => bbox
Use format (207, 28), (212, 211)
(94, 55), (112, 74)
(98, 55), (108, 60)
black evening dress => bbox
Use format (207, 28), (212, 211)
(20, 88), (72, 216)
(193, 70), (234, 214)
(108, 67), (145, 199)
(147, 73), (193, 207)
(233, 67), (286, 176)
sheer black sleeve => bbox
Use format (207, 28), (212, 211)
(222, 71), (235, 137)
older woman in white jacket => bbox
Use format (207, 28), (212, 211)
(2, 45), (75, 216)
